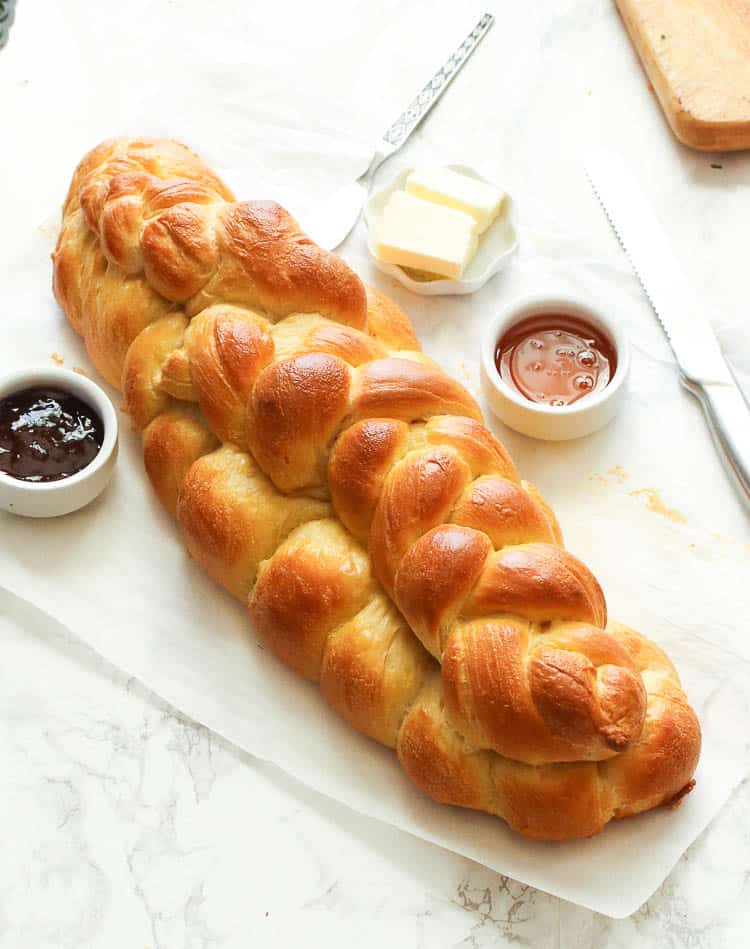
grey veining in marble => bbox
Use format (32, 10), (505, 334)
(1, 590), (748, 948)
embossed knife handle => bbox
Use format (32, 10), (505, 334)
(360, 13), (494, 183)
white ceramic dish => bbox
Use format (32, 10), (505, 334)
(0, 366), (118, 517)
(480, 292), (630, 441)
(364, 164), (518, 296)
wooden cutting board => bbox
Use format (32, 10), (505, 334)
(615, 0), (750, 151)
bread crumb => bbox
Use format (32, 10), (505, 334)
(37, 220), (58, 237)
(51, 352), (64, 366)
(628, 488), (686, 524)
(709, 530), (741, 546)
(606, 465), (628, 483)
(73, 367), (88, 377)
(590, 467), (627, 484)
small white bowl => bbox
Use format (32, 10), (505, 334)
(364, 164), (518, 296)
(0, 366), (118, 517)
(480, 293), (630, 441)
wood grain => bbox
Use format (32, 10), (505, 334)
(616, 0), (750, 151)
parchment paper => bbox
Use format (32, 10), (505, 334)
(3, 2), (750, 918)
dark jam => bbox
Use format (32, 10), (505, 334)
(0, 387), (104, 482)
(494, 314), (617, 407)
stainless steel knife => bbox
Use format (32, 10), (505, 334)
(585, 150), (750, 511)
(304, 12), (494, 250)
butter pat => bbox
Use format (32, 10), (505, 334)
(405, 166), (505, 234)
(375, 191), (478, 280)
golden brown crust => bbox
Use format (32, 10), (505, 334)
(351, 358), (482, 425)
(364, 284), (420, 351)
(397, 674), (497, 811)
(464, 544), (607, 626)
(177, 446), (329, 602)
(52, 137), (701, 841)
(425, 415), (518, 480)
(395, 525), (491, 657)
(142, 408), (219, 517)
(328, 419), (410, 542)
(320, 594), (433, 747)
(250, 520), (372, 679)
(452, 477), (558, 548)
(369, 446), (473, 598)
(248, 353), (352, 493)
(203, 202), (368, 327)
(185, 306), (274, 445)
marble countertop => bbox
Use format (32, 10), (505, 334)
(5, 594), (749, 949)
(2, 1), (750, 945)
(3, 589), (748, 949)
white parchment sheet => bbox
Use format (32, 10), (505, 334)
(2, 1), (750, 918)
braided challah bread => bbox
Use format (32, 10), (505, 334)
(53, 138), (700, 840)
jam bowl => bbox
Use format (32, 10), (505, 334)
(480, 292), (630, 441)
(0, 366), (118, 517)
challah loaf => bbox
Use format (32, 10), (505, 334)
(53, 138), (700, 840)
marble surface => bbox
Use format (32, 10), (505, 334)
(2, 0), (750, 945)
(3, 590), (749, 949)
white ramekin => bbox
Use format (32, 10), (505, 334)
(0, 366), (119, 517)
(480, 293), (630, 441)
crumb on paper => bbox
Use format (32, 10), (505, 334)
(629, 487), (686, 524)
(647, 82), (654, 94)
(73, 366), (88, 377)
(37, 219), (58, 238)
(709, 530), (740, 546)
(589, 467), (627, 485)
(51, 352), (64, 366)
(606, 465), (628, 483)
(665, 778), (696, 809)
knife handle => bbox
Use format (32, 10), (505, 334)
(681, 374), (750, 512)
(379, 13), (494, 154)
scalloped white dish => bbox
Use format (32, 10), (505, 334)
(364, 164), (518, 296)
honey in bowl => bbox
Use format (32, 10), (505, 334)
(494, 314), (617, 407)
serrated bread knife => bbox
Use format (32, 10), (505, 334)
(585, 151), (750, 512)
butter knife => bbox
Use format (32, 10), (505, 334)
(305, 12), (494, 250)
(585, 150), (750, 511)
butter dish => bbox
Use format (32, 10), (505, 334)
(365, 164), (518, 296)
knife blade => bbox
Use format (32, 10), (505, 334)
(585, 149), (750, 511)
